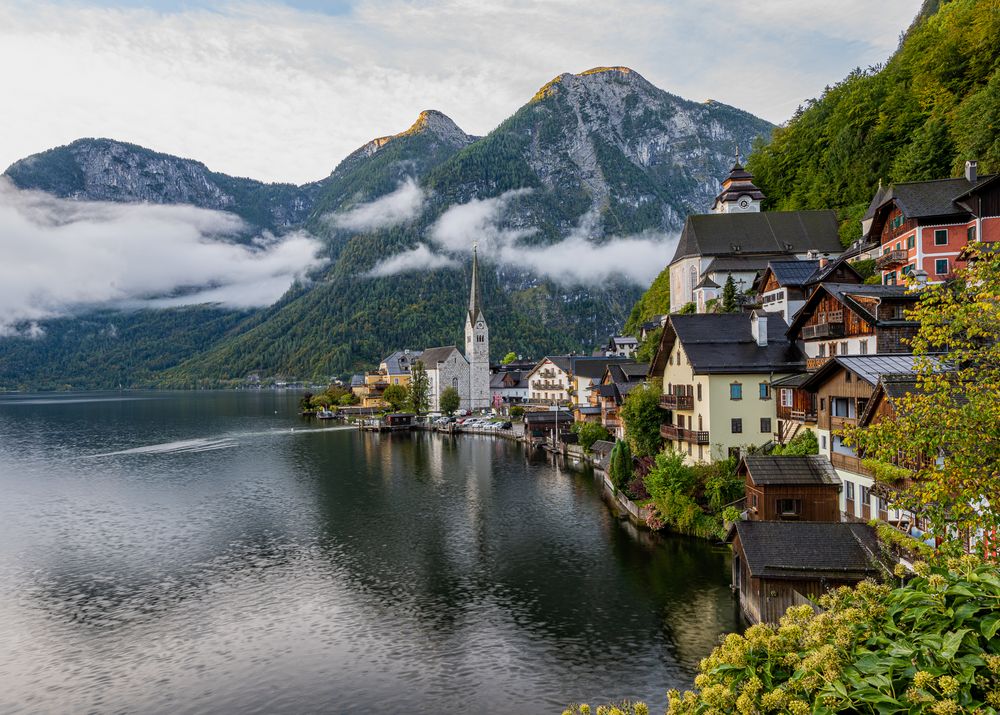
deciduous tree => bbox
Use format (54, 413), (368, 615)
(619, 383), (665, 457)
(407, 360), (430, 415)
(439, 386), (461, 415)
(381, 384), (408, 412)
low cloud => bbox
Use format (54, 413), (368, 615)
(0, 178), (327, 334)
(328, 178), (426, 232)
(368, 243), (458, 277)
(423, 193), (677, 286)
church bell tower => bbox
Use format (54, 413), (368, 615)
(465, 246), (491, 410)
(712, 147), (765, 214)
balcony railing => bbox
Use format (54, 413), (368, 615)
(876, 249), (908, 269)
(659, 393), (694, 410)
(806, 356), (831, 370)
(802, 322), (846, 340)
(531, 380), (564, 390)
(790, 409), (818, 423)
(660, 424), (710, 444)
(831, 451), (873, 476)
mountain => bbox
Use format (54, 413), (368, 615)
(1, 67), (773, 389)
(5, 138), (326, 234)
(746, 0), (1000, 243)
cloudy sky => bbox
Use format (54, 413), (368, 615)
(2, 0), (922, 185)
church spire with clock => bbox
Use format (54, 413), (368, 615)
(712, 146), (765, 214)
(464, 246), (491, 410)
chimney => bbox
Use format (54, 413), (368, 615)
(966, 160), (978, 183)
(751, 311), (768, 347)
(819, 257), (829, 269)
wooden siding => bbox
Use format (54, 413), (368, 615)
(744, 481), (841, 522)
(815, 368), (875, 431)
(802, 294), (873, 338)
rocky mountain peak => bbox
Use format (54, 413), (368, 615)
(404, 110), (473, 145)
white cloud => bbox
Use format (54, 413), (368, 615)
(328, 178), (426, 232)
(0, 178), (327, 332)
(0, 0), (923, 184)
(424, 193), (676, 285)
(367, 243), (458, 277)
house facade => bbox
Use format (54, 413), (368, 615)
(740, 455), (842, 522)
(786, 284), (920, 370)
(754, 257), (862, 323)
(864, 162), (1000, 285)
(649, 311), (806, 464)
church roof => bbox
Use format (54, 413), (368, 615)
(419, 346), (465, 366)
(671, 210), (842, 264)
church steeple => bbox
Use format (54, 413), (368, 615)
(712, 145), (765, 214)
(468, 243), (483, 323)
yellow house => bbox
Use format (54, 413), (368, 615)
(649, 311), (806, 464)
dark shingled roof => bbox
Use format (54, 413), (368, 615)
(862, 181), (888, 221)
(705, 255), (782, 273)
(880, 175), (996, 219)
(419, 346), (464, 365)
(571, 356), (634, 379)
(490, 370), (524, 389)
(694, 275), (720, 290)
(742, 455), (841, 486)
(661, 314), (805, 375)
(766, 260), (821, 287)
(381, 349), (423, 375)
(787, 283), (918, 337)
(770, 372), (810, 388)
(671, 210), (842, 264)
(728, 521), (882, 580)
(590, 440), (615, 455)
(350, 374), (365, 387)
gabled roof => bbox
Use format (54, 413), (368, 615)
(419, 346), (465, 366)
(572, 356), (635, 379)
(763, 259), (821, 287)
(862, 180), (888, 221)
(610, 336), (639, 346)
(694, 275), (720, 290)
(727, 521), (881, 580)
(858, 375), (922, 427)
(650, 313), (805, 377)
(803, 255), (863, 286)
(800, 354), (930, 391)
(741, 455), (841, 486)
(880, 175), (995, 219)
(670, 210), (842, 264)
(381, 349), (423, 375)
(590, 440), (615, 455)
(350, 374), (365, 387)
(786, 283), (918, 338)
(490, 370), (524, 389)
(705, 255), (784, 274)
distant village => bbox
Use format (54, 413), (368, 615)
(327, 155), (998, 625)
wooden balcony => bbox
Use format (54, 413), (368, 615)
(830, 451), (873, 476)
(790, 409), (818, 423)
(660, 424), (710, 444)
(876, 249), (909, 269)
(806, 356), (831, 370)
(802, 322), (845, 340)
(659, 393), (693, 410)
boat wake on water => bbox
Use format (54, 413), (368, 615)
(84, 425), (355, 458)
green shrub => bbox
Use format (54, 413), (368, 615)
(576, 422), (611, 452)
(608, 440), (633, 492)
(509, 405), (525, 419)
(771, 429), (819, 456)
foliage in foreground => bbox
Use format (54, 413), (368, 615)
(572, 422), (612, 453)
(643, 451), (742, 539)
(665, 557), (1000, 715)
(619, 383), (665, 457)
(771, 429), (819, 456)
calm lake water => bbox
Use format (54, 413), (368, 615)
(0, 391), (739, 714)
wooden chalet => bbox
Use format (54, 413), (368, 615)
(786, 283), (919, 370)
(755, 256), (861, 323)
(772, 372), (817, 445)
(589, 362), (648, 440)
(740, 455), (841, 522)
(727, 521), (882, 624)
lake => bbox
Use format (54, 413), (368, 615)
(0, 390), (739, 714)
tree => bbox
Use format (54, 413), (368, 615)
(439, 386), (461, 415)
(576, 422), (610, 452)
(310, 394), (331, 409)
(619, 383), (665, 457)
(721, 274), (738, 313)
(771, 429), (818, 456)
(845, 243), (1000, 543)
(407, 360), (430, 415)
(608, 440), (632, 491)
(635, 326), (662, 363)
(509, 405), (525, 419)
(381, 384), (408, 412)
(298, 392), (313, 412)
(500, 351), (518, 365)
(338, 392), (358, 406)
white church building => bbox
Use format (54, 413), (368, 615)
(413, 248), (491, 412)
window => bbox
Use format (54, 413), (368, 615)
(730, 383), (742, 400)
(895, 242), (901, 252)
(698, 415), (703, 430)
(885, 271), (897, 286)
(861, 485), (871, 504)
(968, 225), (977, 242)
(821, 434), (827, 450)
(891, 214), (904, 230)
(776, 499), (801, 516)
(697, 383), (702, 401)
(731, 418), (742, 434)
(845, 371), (852, 383)
(935, 258), (949, 275)
(903, 264), (913, 276)
(818, 343), (827, 357)
(830, 342), (837, 356)
(859, 339), (869, 355)
(780, 389), (793, 408)
(819, 398), (825, 411)
(759, 382), (770, 400)
(845, 481), (855, 501)
(907, 235), (915, 249)
(760, 417), (772, 433)
(476, 334), (484, 342)
(934, 229), (948, 246)
(840, 341), (849, 355)
(751, 493), (758, 508)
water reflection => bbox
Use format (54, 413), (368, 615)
(0, 392), (739, 714)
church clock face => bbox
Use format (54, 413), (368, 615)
(738, 196), (751, 209)
(476, 321), (484, 330)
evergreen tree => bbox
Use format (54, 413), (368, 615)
(608, 440), (633, 491)
(721, 274), (738, 313)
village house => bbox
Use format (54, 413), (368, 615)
(863, 161), (1000, 285)
(726, 520), (882, 624)
(489, 369), (528, 407)
(739, 455), (842, 522)
(603, 336), (639, 358)
(648, 311), (805, 464)
(524, 355), (633, 408)
(590, 362), (648, 440)
(786, 283), (920, 370)
(637, 315), (666, 342)
(799, 354), (925, 522)
(668, 159), (843, 313)
(754, 257), (862, 322)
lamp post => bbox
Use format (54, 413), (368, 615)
(909, 268), (929, 293)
